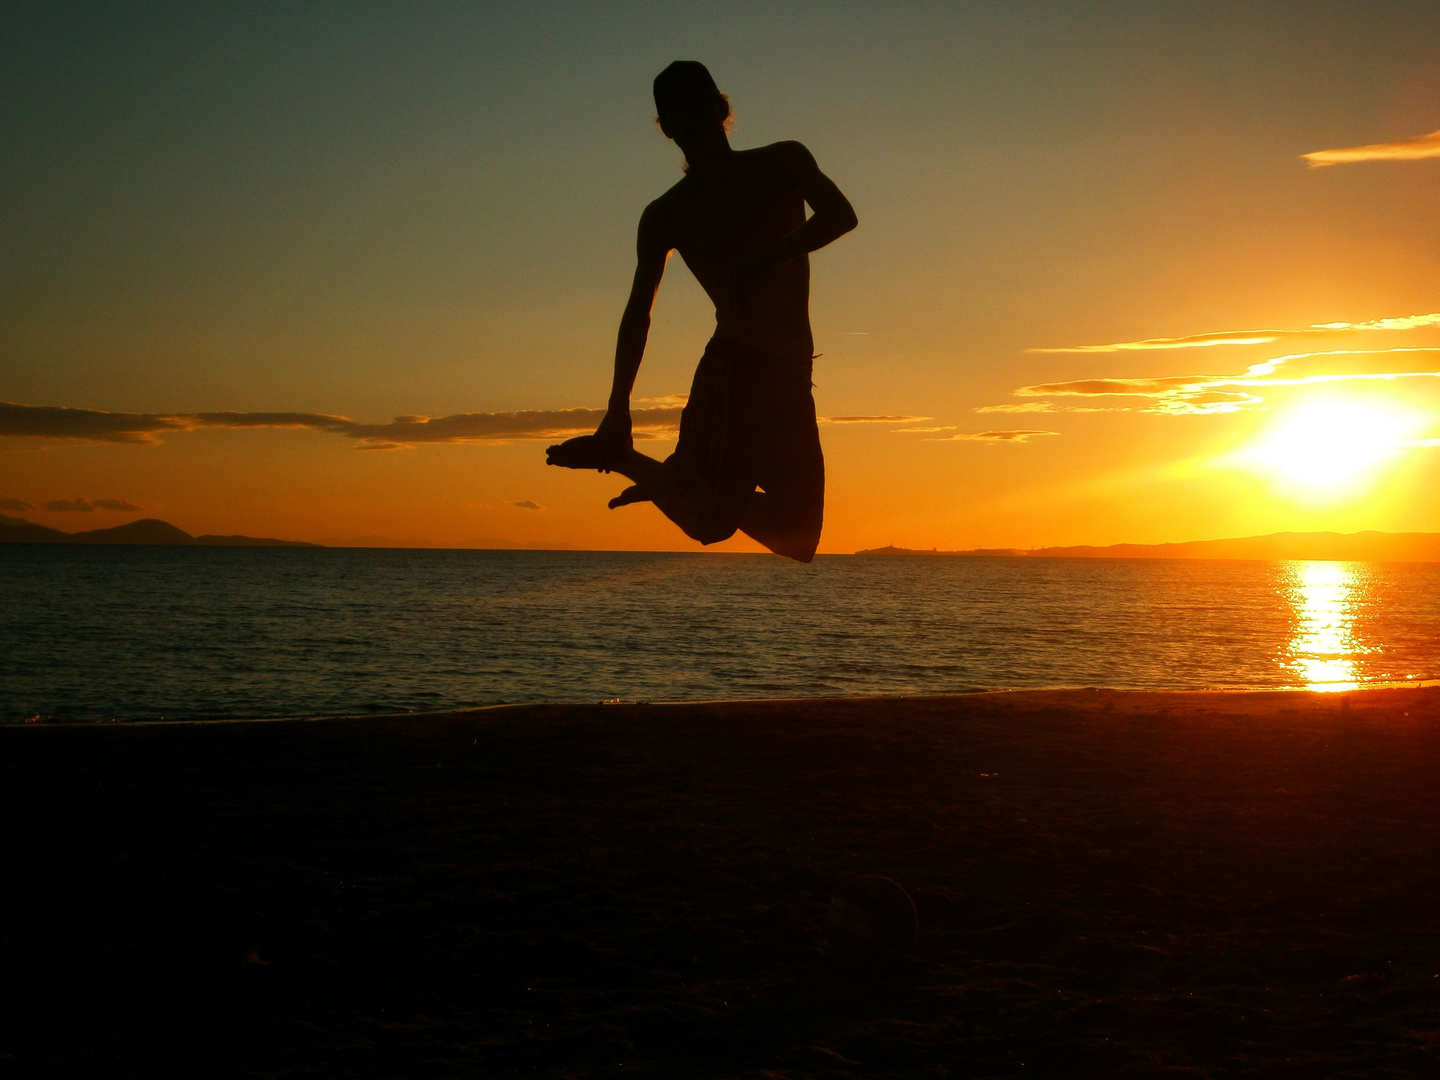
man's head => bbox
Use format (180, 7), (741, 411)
(653, 61), (732, 143)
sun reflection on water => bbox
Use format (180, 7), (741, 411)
(1282, 561), (1369, 691)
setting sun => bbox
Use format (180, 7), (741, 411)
(1237, 397), (1424, 494)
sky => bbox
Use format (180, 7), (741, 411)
(3, 0), (1440, 552)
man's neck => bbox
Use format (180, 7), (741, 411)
(681, 135), (734, 175)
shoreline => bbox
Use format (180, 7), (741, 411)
(13, 682), (1440, 728)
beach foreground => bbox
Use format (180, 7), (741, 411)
(4, 689), (1439, 1077)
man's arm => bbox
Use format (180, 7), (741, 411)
(595, 204), (671, 461)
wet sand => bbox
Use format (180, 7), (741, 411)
(3, 688), (1439, 1077)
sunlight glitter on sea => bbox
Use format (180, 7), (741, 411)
(1282, 561), (1372, 692)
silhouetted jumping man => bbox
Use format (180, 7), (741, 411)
(546, 61), (857, 563)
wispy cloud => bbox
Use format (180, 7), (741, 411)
(634, 394), (689, 407)
(1008, 348), (1440, 415)
(0, 402), (685, 448)
(1303, 128), (1440, 168)
(511, 499), (542, 511)
(1030, 312), (1440, 353)
(975, 402), (1118, 414)
(1, 495), (33, 511)
(42, 497), (143, 512)
(819, 415), (929, 424)
(930, 430), (1059, 443)
(0, 400), (945, 449)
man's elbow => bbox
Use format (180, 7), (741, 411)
(828, 203), (858, 236)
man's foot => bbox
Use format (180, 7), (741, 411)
(608, 484), (652, 509)
(546, 435), (612, 471)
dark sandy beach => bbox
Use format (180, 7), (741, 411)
(4, 689), (1439, 1077)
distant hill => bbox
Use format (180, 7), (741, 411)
(1031, 532), (1440, 563)
(0, 516), (319, 547)
(855, 544), (1027, 558)
(857, 531), (1440, 563)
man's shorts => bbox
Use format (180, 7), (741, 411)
(653, 336), (825, 546)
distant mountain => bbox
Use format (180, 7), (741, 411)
(0, 516), (319, 547)
(855, 544), (1027, 558)
(0, 515), (71, 542)
(1031, 531), (1440, 563)
(857, 531), (1440, 563)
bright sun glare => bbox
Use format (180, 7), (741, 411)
(1240, 397), (1423, 493)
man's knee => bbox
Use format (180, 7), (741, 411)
(772, 527), (820, 563)
(691, 521), (740, 546)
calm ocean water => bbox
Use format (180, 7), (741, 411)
(3, 546), (1439, 722)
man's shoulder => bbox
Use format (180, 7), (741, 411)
(739, 141), (819, 185)
(636, 179), (691, 248)
(741, 140), (817, 166)
(644, 176), (692, 216)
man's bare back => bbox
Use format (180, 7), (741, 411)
(650, 142), (820, 363)
(546, 61), (856, 562)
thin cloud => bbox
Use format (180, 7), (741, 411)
(512, 500), (542, 511)
(0, 402), (685, 448)
(1010, 348), (1440, 415)
(1303, 128), (1440, 168)
(931, 430), (1058, 443)
(819, 415), (930, 424)
(1, 496), (33, 511)
(0, 401), (939, 449)
(634, 393), (689, 406)
(45, 498), (142, 512)
(337, 409), (684, 446)
(975, 402), (1119, 414)
(1030, 312), (1440, 353)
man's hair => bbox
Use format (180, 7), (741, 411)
(653, 60), (733, 128)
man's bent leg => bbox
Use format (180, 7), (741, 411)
(738, 488), (822, 562)
(739, 363), (825, 562)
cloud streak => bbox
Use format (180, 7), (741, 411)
(43, 498), (143, 512)
(1303, 128), (1440, 168)
(930, 430), (1058, 443)
(975, 402), (1117, 414)
(0, 401), (940, 448)
(0, 402), (684, 448)
(1007, 348), (1440, 415)
(1030, 312), (1440, 353)
(818, 415), (929, 424)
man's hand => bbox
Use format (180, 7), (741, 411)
(545, 407), (633, 472)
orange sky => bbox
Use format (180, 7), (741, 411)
(3, 3), (1440, 551)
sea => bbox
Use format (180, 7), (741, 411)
(3, 546), (1439, 723)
